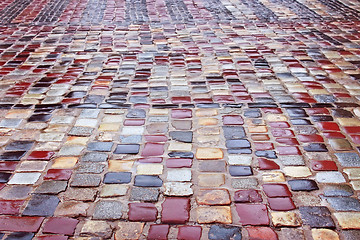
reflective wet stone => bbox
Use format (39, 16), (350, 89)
(147, 224), (169, 240)
(169, 131), (193, 143)
(42, 217), (78, 235)
(234, 190), (262, 203)
(263, 184), (292, 197)
(246, 227), (278, 240)
(268, 197), (296, 211)
(0, 173), (12, 183)
(229, 166), (253, 176)
(126, 109), (146, 118)
(23, 195), (59, 216)
(236, 204), (269, 225)
(178, 226), (202, 240)
(168, 152), (194, 158)
(258, 158), (280, 170)
(128, 203), (157, 221)
(161, 197), (190, 224)
(0, 151), (26, 161)
(255, 151), (277, 159)
(289, 179), (319, 191)
(303, 143), (328, 152)
(114, 144), (140, 154)
(104, 172), (132, 184)
(134, 175), (163, 187)
(5, 141), (34, 151)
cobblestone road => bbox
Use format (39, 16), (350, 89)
(0, 0), (360, 239)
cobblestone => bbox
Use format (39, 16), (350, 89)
(0, 0), (360, 238)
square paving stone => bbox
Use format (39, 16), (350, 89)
(208, 225), (241, 240)
(130, 187), (160, 201)
(58, 145), (84, 156)
(128, 203), (158, 221)
(288, 180), (319, 191)
(169, 131), (193, 143)
(147, 224), (170, 240)
(0, 200), (24, 215)
(5, 141), (34, 151)
(70, 174), (101, 187)
(335, 153), (360, 167)
(315, 172), (346, 183)
(69, 127), (94, 136)
(114, 144), (140, 154)
(81, 152), (108, 162)
(268, 197), (296, 211)
(167, 169), (192, 182)
(0, 119), (22, 128)
(0, 151), (26, 161)
(161, 197), (190, 224)
(229, 166), (253, 176)
(232, 178), (258, 189)
(120, 135), (142, 143)
(76, 162), (105, 174)
(226, 140), (251, 149)
(197, 206), (232, 224)
(234, 190), (263, 203)
(80, 109), (100, 118)
(323, 184), (354, 197)
(100, 185), (128, 197)
(87, 142), (114, 152)
(42, 217), (79, 235)
(134, 175), (163, 187)
(23, 195), (59, 216)
(236, 204), (270, 225)
(0, 186), (32, 200)
(178, 226), (202, 240)
(126, 109), (146, 118)
(263, 184), (292, 197)
(35, 181), (67, 194)
(62, 188), (97, 201)
(199, 161), (226, 172)
(93, 200), (123, 220)
(104, 172), (132, 184)
(223, 126), (246, 139)
(324, 197), (360, 211)
(299, 206), (335, 228)
(8, 173), (41, 185)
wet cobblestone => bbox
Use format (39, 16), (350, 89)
(0, 0), (360, 239)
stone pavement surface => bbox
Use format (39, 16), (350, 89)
(0, 0), (360, 239)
